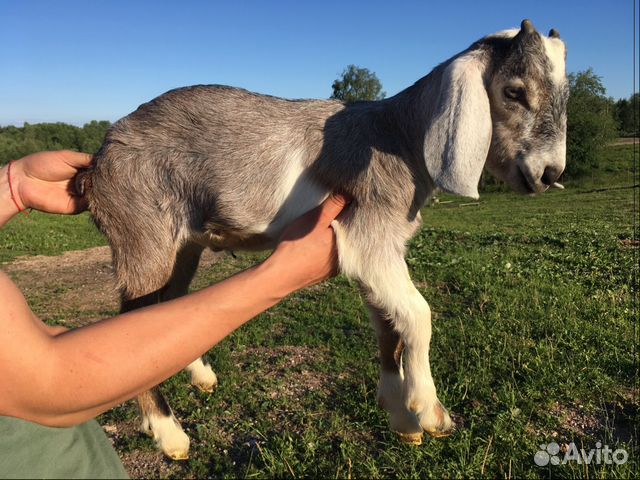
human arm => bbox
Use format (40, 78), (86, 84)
(0, 190), (348, 427)
(1, 151), (88, 334)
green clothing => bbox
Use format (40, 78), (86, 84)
(0, 416), (128, 479)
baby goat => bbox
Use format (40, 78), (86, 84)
(80, 20), (568, 459)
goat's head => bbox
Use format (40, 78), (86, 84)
(424, 19), (568, 199)
(484, 20), (568, 194)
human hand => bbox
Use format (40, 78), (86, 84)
(9, 150), (92, 214)
(266, 194), (351, 292)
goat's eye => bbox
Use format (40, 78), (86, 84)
(504, 86), (525, 101)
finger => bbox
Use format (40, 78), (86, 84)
(315, 194), (351, 228)
(60, 150), (93, 168)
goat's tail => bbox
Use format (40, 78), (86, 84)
(74, 166), (94, 198)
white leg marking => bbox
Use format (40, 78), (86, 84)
(141, 412), (190, 460)
(377, 370), (423, 443)
(395, 287), (452, 434)
(333, 221), (453, 436)
(186, 357), (218, 392)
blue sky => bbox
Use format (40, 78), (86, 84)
(1, 0), (637, 126)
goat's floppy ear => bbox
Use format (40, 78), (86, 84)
(424, 53), (492, 199)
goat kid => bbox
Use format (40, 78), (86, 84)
(79, 20), (568, 459)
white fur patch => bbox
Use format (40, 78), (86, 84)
(256, 149), (328, 235)
(142, 412), (190, 460)
(186, 357), (218, 390)
(542, 36), (566, 85)
(490, 28), (566, 86)
(378, 370), (422, 435)
(491, 28), (519, 39)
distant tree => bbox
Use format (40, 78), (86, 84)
(331, 65), (386, 103)
(0, 121), (111, 165)
(565, 68), (618, 178)
(614, 93), (639, 136)
(79, 120), (111, 153)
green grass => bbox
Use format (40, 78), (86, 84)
(2, 144), (638, 478)
(0, 211), (106, 263)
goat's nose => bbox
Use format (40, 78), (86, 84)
(541, 166), (563, 186)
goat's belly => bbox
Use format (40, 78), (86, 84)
(196, 225), (277, 252)
(197, 168), (330, 252)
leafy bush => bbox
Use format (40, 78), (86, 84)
(565, 69), (618, 178)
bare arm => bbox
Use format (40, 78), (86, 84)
(0, 151), (348, 427)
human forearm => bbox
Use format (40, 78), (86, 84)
(13, 262), (293, 426)
(18, 259), (292, 426)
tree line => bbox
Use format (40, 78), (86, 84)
(1, 67), (636, 181)
(0, 121), (111, 166)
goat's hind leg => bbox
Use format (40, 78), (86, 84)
(121, 291), (191, 461)
(119, 242), (210, 460)
(161, 243), (218, 393)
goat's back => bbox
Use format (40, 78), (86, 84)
(88, 86), (343, 237)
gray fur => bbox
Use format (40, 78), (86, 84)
(79, 20), (568, 456)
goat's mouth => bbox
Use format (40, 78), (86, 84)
(517, 166), (547, 194)
(505, 165), (536, 194)
(486, 156), (549, 194)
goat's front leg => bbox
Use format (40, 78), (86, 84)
(395, 283), (454, 437)
(366, 301), (423, 444)
(333, 218), (453, 439)
(364, 278), (454, 440)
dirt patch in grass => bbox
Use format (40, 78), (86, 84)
(119, 449), (180, 479)
(610, 137), (639, 146)
(4, 247), (224, 326)
(233, 345), (332, 400)
(548, 391), (638, 443)
(619, 239), (639, 248)
(5, 246), (118, 324)
(549, 402), (602, 437)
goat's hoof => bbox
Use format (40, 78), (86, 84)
(190, 366), (218, 394)
(144, 414), (191, 461)
(166, 450), (189, 461)
(193, 381), (217, 393)
(395, 431), (423, 445)
(415, 401), (456, 438)
(426, 428), (455, 438)
(160, 429), (191, 461)
(160, 431), (191, 461)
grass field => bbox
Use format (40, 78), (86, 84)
(1, 144), (638, 478)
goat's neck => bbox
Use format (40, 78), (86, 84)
(309, 56), (465, 212)
(389, 62), (450, 157)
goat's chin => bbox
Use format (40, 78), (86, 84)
(486, 164), (538, 195)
